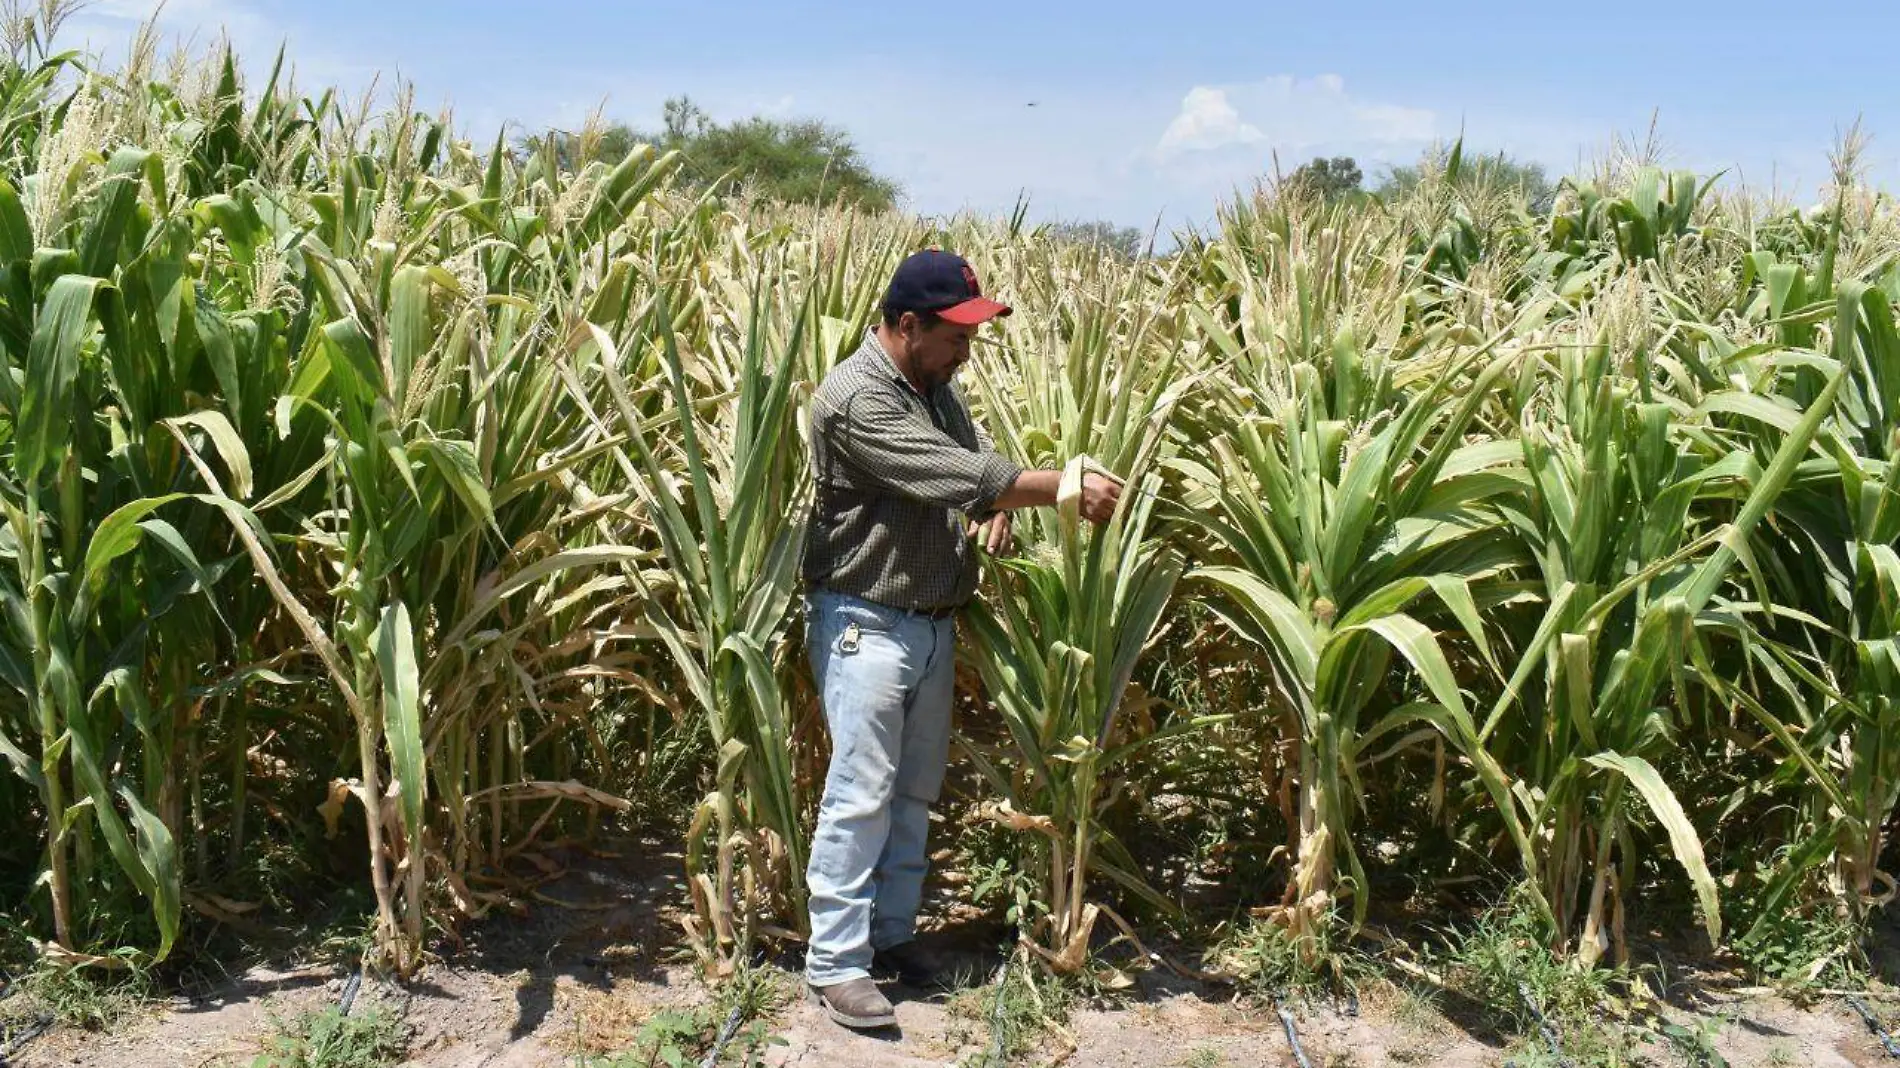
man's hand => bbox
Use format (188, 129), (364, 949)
(990, 467), (1125, 523)
(1079, 472), (1122, 525)
(968, 511), (1014, 555)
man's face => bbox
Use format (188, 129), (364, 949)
(901, 314), (977, 391)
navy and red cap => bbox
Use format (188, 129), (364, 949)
(880, 249), (1012, 326)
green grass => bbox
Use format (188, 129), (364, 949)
(1179, 1046), (1225, 1068)
(1728, 868), (1868, 1002)
(577, 965), (791, 1067)
(12, 959), (155, 1032)
(947, 962), (1077, 1068)
(1437, 885), (1620, 1037)
(1206, 911), (1376, 1006)
(1385, 979), (1447, 1034)
(250, 1002), (410, 1068)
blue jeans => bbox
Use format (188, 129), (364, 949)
(802, 588), (956, 986)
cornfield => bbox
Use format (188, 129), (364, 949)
(2, 24), (1898, 1004)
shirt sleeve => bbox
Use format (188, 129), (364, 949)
(831, 387), (1024, 513)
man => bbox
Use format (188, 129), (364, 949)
(798, 249), (1120, 1030)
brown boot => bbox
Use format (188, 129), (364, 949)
(807, 976), (897, 1030)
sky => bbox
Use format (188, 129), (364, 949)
(62, 0), (1900, 238)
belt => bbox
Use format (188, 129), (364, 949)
(811, 585), (960, 620)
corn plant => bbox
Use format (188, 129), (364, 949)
(182, 100), (674, 973)
(577, 263), (818, 975)
(1474, 277), (1862, 966)
(957, 248), (1196, 970)
(1174, 335), (1533, 954)
(3, 24), (1899, 999)
(0, 83), (268, 962)
(1695, 277), (1900, 934)
(1476, 323), (1727, 967)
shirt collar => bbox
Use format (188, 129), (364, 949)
(864, 327), (929, 397)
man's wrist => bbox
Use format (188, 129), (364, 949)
(991, 468), (1061, 511)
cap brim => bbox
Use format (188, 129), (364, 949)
(936, 298), (1012, 325)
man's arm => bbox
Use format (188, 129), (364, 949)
(990, 470), (1060, 510)
(832, 389), (1023, 513)
(829, 389), (1123, 524)
(992, 469), (1121, 523)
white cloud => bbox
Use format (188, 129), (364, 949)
(1155, 87), (1263, 159)
(64, 1), (414, 122)
(67, 0), (274, 59)
(1154, 74), (1436, 164)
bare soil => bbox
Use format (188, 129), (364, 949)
(9, 838), (1897, 1068)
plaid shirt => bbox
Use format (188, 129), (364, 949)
(801, 330), (1023, 613)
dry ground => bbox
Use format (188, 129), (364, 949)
(7, 838), (1897, 1068)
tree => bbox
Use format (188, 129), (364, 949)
(530, 96), (900, 212)
(1284, 156), (1365, 202)
(1041, 218), (1147, 259)
(1377, 144), (1557, 214)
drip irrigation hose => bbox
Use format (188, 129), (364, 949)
(1518, 982), (1577, 1068)
(701, 948), (771, 1068)
(699, 1001), (747, 1068)
(0, 1013), (53, 1067)
(1275, 1003), (1314, 1068)
(1846, 994), (1900, 1058)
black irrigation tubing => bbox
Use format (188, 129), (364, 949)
(1275, 1003), (1314, 1068)
(1847, 994), (1900, 1058)
(338, 968), (362, 1016)
(1517, 982), (1577, 1068)
(699, 1001), (747, 1068)
(701, 948), (772, 1068)
(0, 1013), (54, 1067)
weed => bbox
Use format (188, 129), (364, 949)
(578, 965), (790, 1067)
(1387, 1044), (1435, 1066)
(562, 983), (649, 1058)
(1499, 1024), (1645, 1068)
(0, 913), (32, 981)
(953, 814), (1045, 932)
(1728, 868), (1867, 1001)
(1180, 1045), (1224, 1068)
(250, 1002), (410, 1068)
(580, 1007), (714, 1068)
(1761, 1042), (1798, 1066)
(298, 898), (382, 970)
(1206, 911), (1369, 1006)
(18, 958), (155, 1032)
(947, 963), (1076, 1067)
(1439, 885), (1618, 1037)
(1655, 1015), (1730, 1067)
